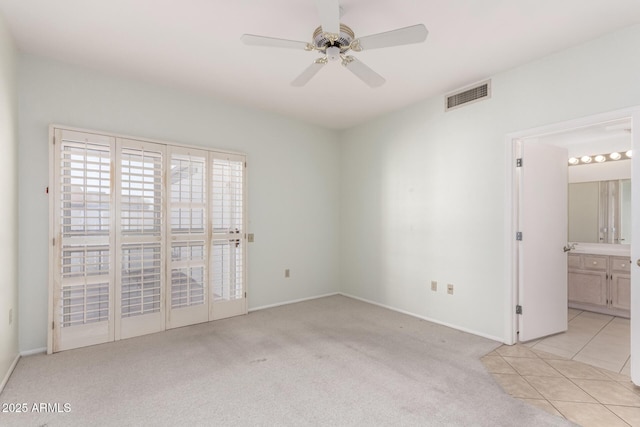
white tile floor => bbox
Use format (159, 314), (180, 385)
(524, 309), (631, 375)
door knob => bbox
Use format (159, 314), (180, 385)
(637, 259), (640, 267)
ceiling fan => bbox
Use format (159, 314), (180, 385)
(241, 0), (428, 88)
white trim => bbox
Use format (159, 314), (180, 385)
(340, 293), (504, 343)
(248, 292), (341, 312)
(47, 126), (55, 355)
(50, 124), (245, 157)
(20, 347), (46, 356)
(251, 292), (503, 342)
(504, 133), (518, 345)
(0, 353), (20, 394)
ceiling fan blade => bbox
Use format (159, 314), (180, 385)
(314, 0), (340, 35)
(291, 59), (327, 87)
(342, 56), (385, 88)
(241, 34), (310, 50)
(354, 24), (428, 51)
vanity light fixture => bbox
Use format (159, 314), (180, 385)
(568, 150), (632, 166)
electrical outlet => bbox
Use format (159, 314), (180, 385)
(431, 281), (437, 292)
(9, 308), (12, 325)
(248, 233), (255, 243)
(285, 269), (290, 278)
(447, 284), (454, 295)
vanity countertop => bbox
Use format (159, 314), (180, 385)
(570, 243), (631, 257)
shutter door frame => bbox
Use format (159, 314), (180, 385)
(48, 126), (248, 353)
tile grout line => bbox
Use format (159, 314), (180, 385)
(620, 355), (631, 375)
(488, 345), (638, 426)
(562, 370), (635, 426)
(569, 313), (617, 363)
(511, 350), (569, 419)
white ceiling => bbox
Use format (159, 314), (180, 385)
(1, 0), (640, 130)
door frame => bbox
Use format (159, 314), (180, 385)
(505, 107), (640, 385)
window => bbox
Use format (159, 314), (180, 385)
(50, 127), (247, 352)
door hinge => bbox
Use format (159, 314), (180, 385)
(52, 321), (55, 330)
(516, 231), (523, 241)
(52, 238), (55, 246)
(516, 305), (523, 315)
(244, 162), (247, 168)
(244, 292), (247, 298)
(516, 158), (523, 167)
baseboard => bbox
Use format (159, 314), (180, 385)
(21, 347), (46, 357)
(339, 292), (504, 343)
(249, 292), (341, 312)
(0, 353), (20, 394)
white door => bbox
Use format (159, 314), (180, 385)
(115, 139), (166, 339)
(210, 154), (247, 320)
(518, 140), (569, 342)
(52, 129), (115, 352)
(166, 147), (209, 329)
(631, 111), (640, 385)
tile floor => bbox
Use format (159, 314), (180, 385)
(482, 310), (639, 426)
(525, 309), (630, 375)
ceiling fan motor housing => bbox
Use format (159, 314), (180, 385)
(312, 23), (355, 55)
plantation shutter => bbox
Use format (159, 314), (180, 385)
(210, 153), (247, 320)
(116, 139), (166, 339)
(53, 129), (115, 352)
(167, 148), (209, 328)
(50, 126), (247, 352)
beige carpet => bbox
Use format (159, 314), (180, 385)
(0, 295), (574, 426)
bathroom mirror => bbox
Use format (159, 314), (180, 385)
(568, 179), (631, 244)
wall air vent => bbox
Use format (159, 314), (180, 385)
(445, 80), (491, 111)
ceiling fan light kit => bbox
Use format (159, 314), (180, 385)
(241, 1), (428, 87)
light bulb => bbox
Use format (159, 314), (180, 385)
(568, 157), (579, 165)
(581, 156), (592, 164)
(594, 155), (606, 163)
(609, 152), (621, 160)
(626, 150), (633, 158)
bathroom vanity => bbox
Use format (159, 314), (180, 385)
(567, 247), (630, 318)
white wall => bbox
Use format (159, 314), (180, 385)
(0, 12), (19, 388)
(568, 160), (631, 183)
(339, 24), (640, 341)
(18, 55), (341, 352)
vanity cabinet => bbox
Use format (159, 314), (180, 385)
(568, 253), (630, 318)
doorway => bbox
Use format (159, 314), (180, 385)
(505, 107), (640, 385)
